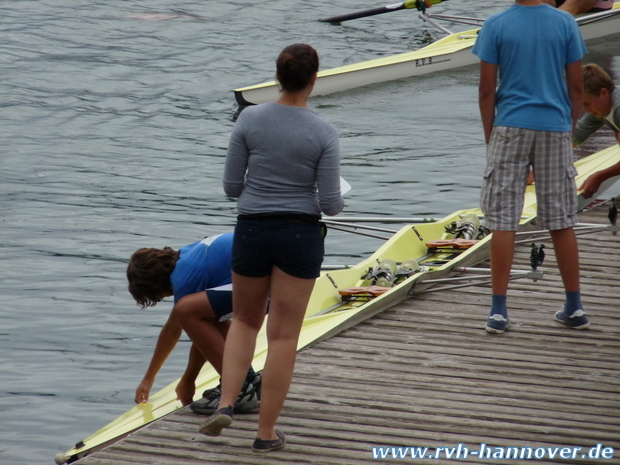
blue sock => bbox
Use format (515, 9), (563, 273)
(565, 290), (582, 314)
(490, 295), (508, 318)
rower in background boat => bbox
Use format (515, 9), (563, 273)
(542, 0), (613, 13)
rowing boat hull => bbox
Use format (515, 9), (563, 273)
(56, 209), (499, 463)
(57, 143), (620, 464)
(58, 211), (509, 464)
(234, 4), (620, 105)
(234, 29), (478, 106)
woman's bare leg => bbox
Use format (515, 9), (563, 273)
(256, 266), (316, 440)
(218, 272), (270, 409)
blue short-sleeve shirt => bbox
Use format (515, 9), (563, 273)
(472, 4), (586, 132)
(170, 233), (233, 304)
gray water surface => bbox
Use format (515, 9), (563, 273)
(1, 1), (619, 463)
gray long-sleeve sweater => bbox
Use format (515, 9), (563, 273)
(223, 102), (344, 217)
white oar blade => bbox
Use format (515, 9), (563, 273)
(340, 176), (352, 195)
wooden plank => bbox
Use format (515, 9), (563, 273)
(77, 199), (620, 465)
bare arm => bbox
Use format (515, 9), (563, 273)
(135, 312), (182, 403)
(559, 0), (598, 14)
(478, 61), (497, 144)
(579, 162), (620, 199)
(175, 343), (207, 406)
(565, 60), (584, 135)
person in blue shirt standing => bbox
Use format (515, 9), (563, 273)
(472, 0), (588, 334)
(127, 233), (261, 412)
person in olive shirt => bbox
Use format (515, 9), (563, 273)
(575, 64), (620, 199)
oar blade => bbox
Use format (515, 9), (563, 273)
(319, 3), (407, 23)
(340, 176), (351, 195)
(318, 0), (448, 23)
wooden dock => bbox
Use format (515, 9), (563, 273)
(78, 202), (620, 465)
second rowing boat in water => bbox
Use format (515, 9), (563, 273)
(234, 3), (620, 106)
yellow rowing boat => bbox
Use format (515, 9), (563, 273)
(56, 144), (620, 464)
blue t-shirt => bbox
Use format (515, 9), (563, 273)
(170, 233), (233, 304)
(472, 4), (586, 132)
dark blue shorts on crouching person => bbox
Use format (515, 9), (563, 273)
(232, 214), (325, 280)
(205, 284), (233, 322)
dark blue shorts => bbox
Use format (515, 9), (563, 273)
(232, 215), (325, 279)
(205, 284), (233, 321)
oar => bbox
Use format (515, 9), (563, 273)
(319, 0), (448, 23)
(325, 216), (439, 223)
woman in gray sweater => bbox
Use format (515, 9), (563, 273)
(200, 43), (344, 452)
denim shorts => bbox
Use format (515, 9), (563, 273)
(232, 214), (325, 279)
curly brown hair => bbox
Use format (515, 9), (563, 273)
(127, 247), (179, 308)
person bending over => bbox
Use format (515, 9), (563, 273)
(575, 64), (620, 199)
(127, 233), (261, 412)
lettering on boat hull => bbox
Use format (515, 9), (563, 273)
(415, 56), (452, 67)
